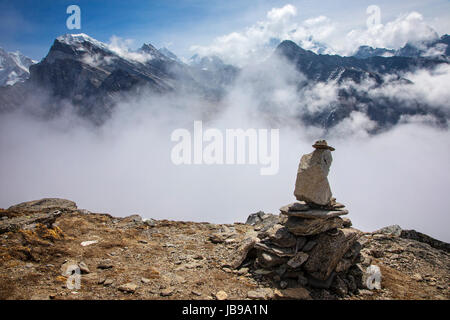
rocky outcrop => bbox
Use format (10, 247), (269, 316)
(400, 229), (450, 253)
(7, 198), (77, 215)
(0, 198), (78, 234)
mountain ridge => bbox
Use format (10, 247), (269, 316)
(0, 33), (449, 130)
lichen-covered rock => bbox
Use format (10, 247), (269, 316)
(7, 198), (77, 214)
(304, 228), (361, 281)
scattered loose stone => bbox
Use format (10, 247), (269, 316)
(237, 267), (249, 275)
(254, 269), (273, 275)
(118, 282), (137, 293)
(275, 287), (311, 300)
(412, 273), (423, 282)
(247, 288), (274, 300)
(81, 240), (98, 247)
(143, 218), (156, 227)
(287, 252), (309, 269)
(215, 291), (228, 300)
(160, 287), (175, 297)
(191, 290), (202, 296)
(141, 278), (151, 284)
(97, 259), (114, 269)
(78, 261), (90, 274)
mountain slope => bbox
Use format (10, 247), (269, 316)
(274, 40), (449, 129)
(0, 47), (35, 87)
(0, 34), (236, 123)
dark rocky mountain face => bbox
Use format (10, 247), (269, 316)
(396, 34), (450, 58)
(274, 40), (449, 130)
(0, 34), (237, 123)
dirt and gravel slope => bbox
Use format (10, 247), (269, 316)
(0, 199), (448, 300)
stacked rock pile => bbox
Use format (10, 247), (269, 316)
(236, 140), (366, 297)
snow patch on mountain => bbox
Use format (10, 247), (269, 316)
(0, 47), (36, 86)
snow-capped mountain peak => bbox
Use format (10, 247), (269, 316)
(56, 33), (108, 50)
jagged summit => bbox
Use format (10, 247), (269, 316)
(158, 47), (180, 62)
(56, 33), (109, 50)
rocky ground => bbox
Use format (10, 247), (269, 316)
(0, 199), (448, 300)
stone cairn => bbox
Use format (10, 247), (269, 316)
(234, 140), (367, 297)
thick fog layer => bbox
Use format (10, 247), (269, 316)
(0, 52), (449, 242)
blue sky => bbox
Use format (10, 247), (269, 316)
(1, 0), (449, 60)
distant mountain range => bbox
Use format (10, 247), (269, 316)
(0, 47), (36, 86)
(0, 34), (238, 123)
(0, 33), (448, 130)
(353, 35), (450, 59)
(274, 38), (449, 129)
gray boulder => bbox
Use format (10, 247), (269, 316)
(303, 228), (361, 281)
(294, 148), (333, 206)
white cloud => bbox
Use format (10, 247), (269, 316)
(342, 12), (439, 54)
(330, 111), (377, 138)
(189, 5), (444, 65)
(107, 36), (154, 64)
(369, 64), (450, 111)
(189, 4), (336, 66)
